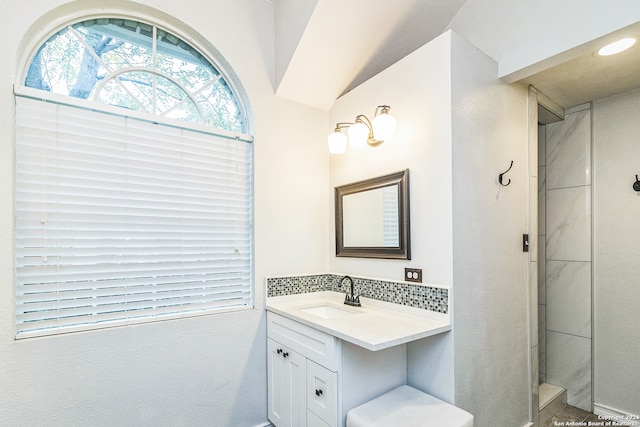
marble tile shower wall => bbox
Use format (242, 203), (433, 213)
(541, 105), (592, 412)
(266, 274), (448, 314)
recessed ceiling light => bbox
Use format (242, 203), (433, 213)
(598, 37), (636, 56)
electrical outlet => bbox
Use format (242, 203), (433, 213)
(404, 268), (422, 283)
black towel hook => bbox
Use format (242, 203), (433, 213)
(499, 161), (514, 186)
(633, 175), (640, 192)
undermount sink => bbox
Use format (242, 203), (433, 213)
(267, 290), (452, 351)
(299, 303), (362, 319)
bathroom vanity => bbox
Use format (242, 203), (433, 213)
(266, 290), (451, 427)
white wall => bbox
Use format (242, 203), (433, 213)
(593, 89), (640, 415)
(447, 0), (640, 420)
(0, 1), (329, 425)
(327, 31), (531, 427)
(328, 33), (454, 288)
(450, 32), (530, 427)
(327, 31), (456, 403)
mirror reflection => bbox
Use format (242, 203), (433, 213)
(343, 185), (399, 247)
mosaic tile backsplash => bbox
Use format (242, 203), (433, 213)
(266, 274), (448, 314)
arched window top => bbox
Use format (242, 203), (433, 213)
(25, 18), (246, 133)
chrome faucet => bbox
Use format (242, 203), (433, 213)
(341, 275), (361, 307)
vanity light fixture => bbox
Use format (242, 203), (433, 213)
(328, 105), (396, 154)
(597, 37), (636, 56)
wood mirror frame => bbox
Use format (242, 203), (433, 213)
(335, 169), (410, 259)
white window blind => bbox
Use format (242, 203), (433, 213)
(14, 94), (253, 338)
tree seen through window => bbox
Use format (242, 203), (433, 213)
(25, 18), (244, 132)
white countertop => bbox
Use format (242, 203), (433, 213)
(266, 291), (451, 351)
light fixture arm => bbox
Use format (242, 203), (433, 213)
(334, 122), (354, 132)
(353, 114), (380, 146)
(328, 105), (395, 153)
(375, 105), (391, 116)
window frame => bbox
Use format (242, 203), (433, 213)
(24, 17), (248, 133)
(14, 14), (254, 338)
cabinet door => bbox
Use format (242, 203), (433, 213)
(307, 410), (331, 427)
(306, 359), (338, 427)
(267, 338), (306, 427)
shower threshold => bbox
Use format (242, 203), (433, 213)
(540, 383), (567, 425)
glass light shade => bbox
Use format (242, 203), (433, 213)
(348, 122), (369, 148)
(327, 131), (347, 154)
(372, 112), (396, 142)
(598, 37), (636, 56)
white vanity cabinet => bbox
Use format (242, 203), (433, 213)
(267, 311), (407, 427)
(267, 338), (307, 427)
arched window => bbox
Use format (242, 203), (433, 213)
(25, 18), (245, 132)
(15, 17), (253, 338)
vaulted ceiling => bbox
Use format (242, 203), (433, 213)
(273, 0), (640, 113)
(273, 0), (466, 111)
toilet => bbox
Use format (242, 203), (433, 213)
(346, 385), (473, 427)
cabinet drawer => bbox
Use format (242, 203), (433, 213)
(306, 359), (338, 427)
(267, 312), (339, 370)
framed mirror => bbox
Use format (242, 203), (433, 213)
(335, 169), (410, 259)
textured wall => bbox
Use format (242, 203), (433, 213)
(328, 31), (456, 403)
(593, 89), (640, 415)
(450, 31), (530, 427)
(327, 30), (531, 427)
(0, 1), (330, 426)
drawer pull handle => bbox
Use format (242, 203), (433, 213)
(282, 352), (289, 358)
(315, 389), (323, 397)
(276, 348), (282, 354)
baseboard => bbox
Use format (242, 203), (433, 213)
(594, 403), (640, 426)
(521, 422), (534, 427)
